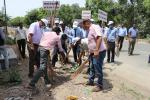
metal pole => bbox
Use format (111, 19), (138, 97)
(4, 0), (7, 34)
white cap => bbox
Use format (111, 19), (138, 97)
(73, 21), (79, 28)
(55, 20), (59, 24)
(108, 21), (114, 26)
(90, 19), (95, 22)
(41, 18), (48, 26)
(59, 21), (63, 24)
(72, 37), (80, 44)
(81, 38), (88, 45)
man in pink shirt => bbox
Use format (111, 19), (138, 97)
(83, 19), (106, 92)
(27, 27), (65, 89)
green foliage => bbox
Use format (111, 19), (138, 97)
(0, 11), (10, 26)
(5, 36), (16, 45)
(0, 67), (22, 86)
(85, 0), (150, 38)
(8, 17), (24, 26)
(8, 67), (22, 83)
(58, 4), (82, 26)
(24, 8), (48, 26)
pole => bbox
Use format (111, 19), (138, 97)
(4, 0), (7, 34)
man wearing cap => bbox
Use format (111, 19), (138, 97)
(82, 19), (106, 92)
(117, 23), (127, 51)
(54, 20), (59, 27)
(106, 21), (118, 63)
(71, 21), (83, 62)
(27, 18), (48, 78)
(128, 24), (138, 55)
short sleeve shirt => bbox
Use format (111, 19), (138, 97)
(15, 28), (26, 40)
(129, 27), (138, 38)
(106, 28), (118, 42)
(39, 32), (64, 52)
(88, 24), (106, 53)
(118, 27), (127, 37)
(27, 22), (43, 44)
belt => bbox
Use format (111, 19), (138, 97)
(131, 37), (136, 39)
(90, 50), (106, 56)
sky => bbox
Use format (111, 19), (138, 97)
(0, 0), (85, 18)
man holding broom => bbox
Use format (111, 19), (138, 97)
(27, 27), (65, 90)
(82, 19), (106, 92)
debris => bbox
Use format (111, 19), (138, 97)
(67, 95), (78, 100)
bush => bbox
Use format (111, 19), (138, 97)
(0, 67), (22, 86)
(146, 34), (150, 43)
(5, 36), (16, 45)
(8, 67), (22, 83)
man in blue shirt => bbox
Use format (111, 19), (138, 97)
(117, 23), (127, 51)
(0, 22), (9, 70)
(106, 21), (118, 63)
(128, 24), (138, 55)
(71, 21), (83, 62)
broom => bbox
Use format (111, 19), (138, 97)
(71, 59), (89, 79)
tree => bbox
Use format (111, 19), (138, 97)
(0, 10), (10, 26)
(8, 17), (24, 26)
(85, 0), (150, 38)
(24, 8), (48, 26)
(58, 4), (82, 26)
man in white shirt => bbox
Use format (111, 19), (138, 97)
(15, 24), (26, 59)
(27, 18), (48, 78)
(128, 24), (138, 55)
(117, 24), (127, 51)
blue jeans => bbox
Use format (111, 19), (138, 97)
(89, 50), (106, 87)
(30, 47), (50, 86)
(0, 46), (9, 70)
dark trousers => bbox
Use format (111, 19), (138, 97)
(128, 38), (136, 55)
(107, 42), (115, 62)
(30, 47), (50, 86)
(17, 39), (26, 58)
(118, 36), (124, 51)
(89, 51), (106, 87)
(27, 44), (39, 77)
(51, 46), (59, 67)
(148, 55), (150, 63)
(72, 44), (80, 62)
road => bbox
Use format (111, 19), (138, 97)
(52, 41), (150, 100)
(1, 40), (150, 100)
(107, 41), (150, 96)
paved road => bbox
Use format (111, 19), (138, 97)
(107, 41), (150, 96)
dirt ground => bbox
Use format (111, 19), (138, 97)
(0, 46), (149, 100)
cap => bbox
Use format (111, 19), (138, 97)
(55, 20), (59, 24)
(59, 21), (63, 24)
(41, 18), (48, 26)
(73, 21), (79, 28)
(72, 37), (80, 44)
(107, 21), (114, 26)
(90, 19), (95, 22)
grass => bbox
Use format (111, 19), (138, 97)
(5, 36), (16, 45)
(0, 66), (22, 86)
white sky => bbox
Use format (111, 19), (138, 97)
(0, 0), (85, 18)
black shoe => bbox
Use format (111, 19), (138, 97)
(111, 60), (115, 63)
(86, 81), (94, 86)
(107, 59), (110, 63)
